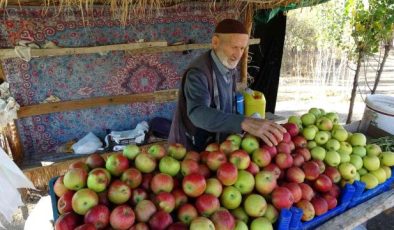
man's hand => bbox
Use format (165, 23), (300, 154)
(241, 117), (287, 147)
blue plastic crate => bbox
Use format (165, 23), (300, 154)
(348, 167), (394, 209)
(276, 208), (292, 230)
(48, 176), (60, 221)
(290, 183), (356, 230)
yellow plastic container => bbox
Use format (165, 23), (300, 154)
(243, 90), (266, 118)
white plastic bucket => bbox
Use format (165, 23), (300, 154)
(361, 94), (394, 135)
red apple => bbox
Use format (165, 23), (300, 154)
(210, 208), (235, 230)
(282, 123), (299, 137)
(311, 196), (328, 216)
(286, 166), (305, 183)
(57, 190), (75, 215)
(182, 173), (206, 197)
(296, 200), (315, 221)
(262, 145), (278, 158)
(168, 143), (187, 160)
(120, 167), (142, 189)
(246, 162), (260, 175)
(292, 136), (307, 148)
(255, 170), (277, 196)
(263, 163), (281, 179)
(97, 190), (110, 206)
(206, 151), (227, 171)
(149, 210), (173, 230)
(288, 141), (295, 151)
(327, 183), (341, 198)
(252, 148), (271, 168)
(200, 151), (210, 164)
(85, 153), (106, 169)
(229, 150), (251, 170)
(177, 203), (198, 225)
(181, 159), (200, 176)
(302, 161), (320, 180)
(294, 147), (311, 161)
(205, 143), (220, 152)
(110, 205), (135, 230)
(141, 173), (153, 191)
(322, 194), (338, 210)
(217, 162), (238, 186)
(324, 166), (341, 183)
(275, 153), (293, 169)
(195, 194), (220, 217)
(105, 154), (129, 176)
(292, 154), (305, 167)
(108, 180), (131, 205)
(150, 173), (174, 194)
(299, 183), (315, 201)
(314, 174), (333, 192)
(54, 212), (82, 230)
(282, 132), (292, 143)
(74, 223), (96, 230)
(135, 199), (157, 222)
(283, 182), (302, 203)
(172, 189), (188, 208)
(198, 164), (211, 178)
(276, 142), (291, 155)
(69, 161), (90, 173)
(148, 144), (166, 159)
(168, 222), (188, 230)
(84, 204), (110, 229)
(220, 140), (239, 156)
(271, 187), (294, 209)
(130, 188), (148, 205)
(54, 176), (70, 197)
(184, 151), (200, 162)
(130, 223), (149, 230)
(155, 192), (176, 213)
(311, 159), (326, 174)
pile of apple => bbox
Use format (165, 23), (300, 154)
(52, 109), (394, 230)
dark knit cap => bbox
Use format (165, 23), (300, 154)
(214, 19), (248, 34)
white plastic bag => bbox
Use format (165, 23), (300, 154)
(71, 132), (103, 154)
(0, 147), (35, 225)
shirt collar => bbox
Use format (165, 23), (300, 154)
(211, 50), (233, 77)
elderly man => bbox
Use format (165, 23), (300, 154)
(169, 19), (286, 151)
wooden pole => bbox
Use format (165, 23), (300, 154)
(241, 3), (254, 86)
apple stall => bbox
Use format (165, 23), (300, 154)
(0, 0), (394, 229)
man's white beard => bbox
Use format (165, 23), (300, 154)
(216, 50), (238, 69)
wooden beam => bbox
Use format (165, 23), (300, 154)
(241, 4), (255, 85)
(317, 189), (394, 230)
(17, 89), (178, 118)
(0, 39), (260, 59)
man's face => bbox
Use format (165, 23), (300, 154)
(212, 33), (249, 69)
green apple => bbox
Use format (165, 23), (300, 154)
(358, 167), (368, 176)
(319, 108), (326, 116)
(380, 151), (394, 166)
(382, 166), (392, 178)
(314, 131), (330, 145)
(349, 133), (367, 146)
(87, 168), (111, 193)
(250, 217), (273, 230)
(350, 155), (363, 170)
(363, 155), (380, 171)
(231, 207), (249, 223)
(332, 124), (345, 131)
(307, 141), (317, 150)
(135, 153), (157, 173)
(355, 172), (361, 180)
(325, 139), (340, 151)
(168, 143), (187, 160)
(205, 178), (223, 197)
(308, 108), (322, 119)
(123, 144), (140, 160)
(159, 156), (180, 176)
(366, 144), (382, 156)
(264, 204), (279, 223)
(332, 129), (348, 142)
(339, 162), (357, 180)
(301, 113), (316, 126)
(316, 117), (333, 131)
(360, 173), (379, 189)
(339, 152), (351, 163)
(63, 168), (87, 191)
(352, 146), (367, 157)
(220, 186), (242, 210)
(338, 142), (353, 155)
(190, 217), (215, 230)
(244, 194), (267, 217)
(227, 134), (243, 148)
(241, 135), (260, 154)
(234, 170), (255, 194)
(303, 127), (317, 141)
(308, 125), (319, 133)
(358, 168), (368, 176)
(71, 188), (99, 215)
(324, 151), (341, 167)
(288, 115), (303, 130)
(371, 168), (387, 184)
(325, 112), (339, 124)
(234, 220), (248, 230)
(311, 146), (326, 161)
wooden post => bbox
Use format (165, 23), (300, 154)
(240, 3), (254, 86)
(4, 121), (24, 165)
